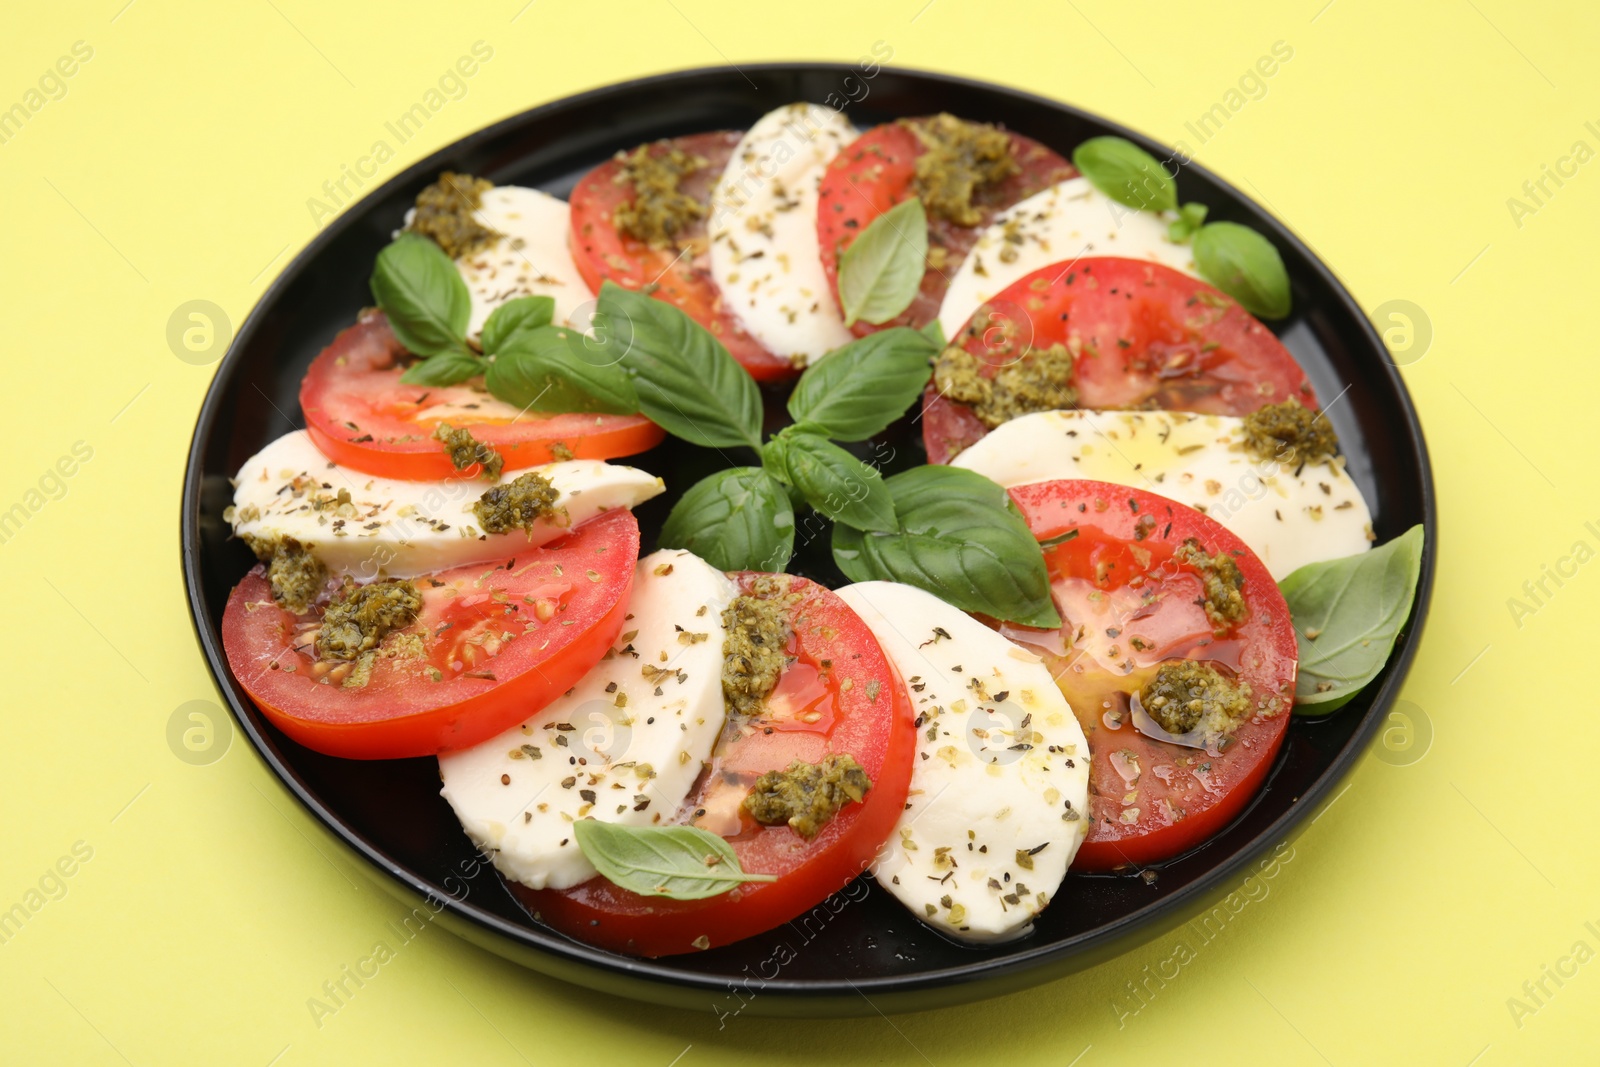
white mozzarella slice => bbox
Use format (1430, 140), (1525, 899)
(438, 550), (735, 890)
(230, 430), (662, 579)
(937, 177), (1198, 340)
(834, 581), (1089, 944)
(457, 186), (595, 336)
(708, 103), (857, 367)
(950, 409), (1374, 579)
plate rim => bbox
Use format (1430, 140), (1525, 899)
(180, 60), (1437, 1010)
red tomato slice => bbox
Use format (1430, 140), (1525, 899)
(569, 132), (797, 382)
(221, 509), (640, 760)
(300, 310), (665, 481)
(922, 257), (1317, 463)
(816, 118), (1074, 333)
(1004, 480), (1297, 870)
(518, 572), (916, 956)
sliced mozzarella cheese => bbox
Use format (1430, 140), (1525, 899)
(457, 186), (595, 336)
(709, 103), (857, 367)
(937, 176), (1198, 340)
(230, 430), (662, 580)
(834, 581), (1089, 944)
(950, 409), (1374, 579)
(439, 550), (735, 890)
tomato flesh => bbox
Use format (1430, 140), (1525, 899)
(221, 509), (640, 760)
(816, 119), (1074, 333)
(921, 257), (1317, 463)
(568, 132), (797, 382)
(299, 310), (665, 481)
(1004, 480), (1297, 870)
(519, 572), (916, 956)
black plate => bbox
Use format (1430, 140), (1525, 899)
(181, 63), (1435, 1016)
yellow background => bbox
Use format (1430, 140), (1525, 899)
(3, 0), (1595, 1062)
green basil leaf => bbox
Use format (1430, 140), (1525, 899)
(1192, 221), (1292, 319)
(786, 328), (937, 442)
(832, 466), (1061, 628)
(919, 319), (947, 348)
(1071, 135), (1177, 213)
(837, 197), (928, 327)
(370, 232), (471, 356)
(1280, 525), (1425, 713)
(777, 432), (896, 533)
(574, 821), (777, 900)
(760, 431), (793, 485)
(594, 282), (763, 451)
(658, 467), (794, 573)
(485, 326), (639, 414)
(398, 351), (484, 387)
(1167, 201), (1209, 244)
(480, 295), (555, 354)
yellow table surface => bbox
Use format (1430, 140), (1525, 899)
(5, 0), (1596, 1061)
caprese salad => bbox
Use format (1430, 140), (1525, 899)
(218, 102), (1425, 956)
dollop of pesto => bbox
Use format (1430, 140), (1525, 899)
(904, 114), (1020, 226)
(473, 471), (563, 534)
(316, 578), (423, 662)
(1139, 660), (1254, 737)
(611, 144), (708, 249)
(742, 754), (872, 839)
(1174, 538), (1247, 635)
(721, 577), (800, 719)
(1241, 398), (1340, 466)
(243, 534), (327, 615)
(933, 341), (1077, 429)
(406, 172), (501, 259)
(434, 422), (504, 480)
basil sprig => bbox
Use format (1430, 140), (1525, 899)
(1191, 221), (1292, 320)
(574, 820), (777, 900)
(1072, 136), (1177, 212)
(370, 233), (647, 410)
(371, 233), (474, 364)
(479, 293), (554, 353)
(1167, 202), (1208, 243)
(833, 466), (1062, 629)
(658, 467), (795, 573)
(765, 429), (896, 533)
(486, 325), (639, 415)
(593, 282), (762, 450)
(1068, 134), (1293, 319)
(657, 324), (935, 571)
(1280, 525), (1425, 713)
(837, 197), (928, 327)
(787, 328), (939, 441)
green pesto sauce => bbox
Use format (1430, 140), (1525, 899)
(1139, 659), (1254, 737)
(742, 753), (872, 840)
(316, 578), (423, 662)
(720, 576), (800, 719)
(933, 339), (1078, 430)
(473, 471), (563, 535)
(904, 113), (1020, 226)
(1241, 398), (1340, 466)
(407, 172), (500, 259)
(243, 534), (327, 615)
(1174, 538), (1247, 635)
(433, 422), (504, 480)
(611, 144), (708, 249)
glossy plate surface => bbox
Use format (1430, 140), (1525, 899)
(181, 63), (1435, 1016)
